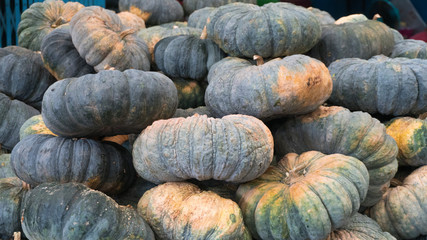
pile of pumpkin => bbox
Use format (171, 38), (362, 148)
(1, 0), (427, 239)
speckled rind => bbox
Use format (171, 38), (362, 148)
(391, 39), (427, 59)
(0, 177), (27, 239)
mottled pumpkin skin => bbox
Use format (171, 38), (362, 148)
(307, 7), (335, 25)
(206, 2), (321, 58)
(0, 177), (27, 240)
(274, 106), (399, 207)
(173, 78), (205, 109)
(18, 0), (84, 51)
(40, 24), (95, 80)
(236, 151), (369, 240)
(183, 0), (256, 15)
(70, 6), (150, 72)
(0, 46), (56, 109)
(19, 115), (55, 140)
(117, 11), (146, 30)
(308, 20), (395, 66)
(329, 56), (427, 116)
(42, 69), (178, 138)
(0, 93), (39, 150)
(138, 182), (251, 240)
(21, 182), (155, 240)
(391, 39), (427, 59)
(118, 0), (184, 26)
(370, 166), (427, 239)
(325, 213), (396, 240)
(386, 117), (427, 166)
(187, 7), (217, 29)
(11, 134), (136, 195)
(0, 154), (15, 178)
(133, 114), (274, 184)
(206, 55), (332, 120)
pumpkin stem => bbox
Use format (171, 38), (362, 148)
(21, 181), (30, 190)
(51, 17), (64, 28)
(104, 65), (116, 71)
(173, 25), (179, 29)
(13, 232), (21, 240)
(200, 26), (208, 40)
(373, 14), (381, 20)
(253, 55), (264, 66)
(390, 178), (403, 187)
(129, 6), (151, 22)
(119, 28), (136, 40)
(283, 164), (308, 185)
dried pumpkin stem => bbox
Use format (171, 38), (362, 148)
(13, 232), (21, 240)
(51, 17), (64, 28)
(21, 181), (31, 190)
(200, 26), (208, 40)
(390, 178), (403, 187)
(253, 55), (264, 66)
(119, 28), (136, 40)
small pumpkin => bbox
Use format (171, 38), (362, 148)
(183, 0), (256, 15)
(138, 182), (251, 240)
(19, 115), (55, 140)
(391, 39), (427, 59)
(173, 78), (205, 109)
(236, 151), (369, 240)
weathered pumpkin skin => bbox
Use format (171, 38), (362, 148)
(0, 46), (56, 109)
(118, 0), (184, 26)
(21, 182), (155, 240)
(117, 11), (146, 30)
(236, 151), (369, 240)
(40, 24), (95, 80)
(173, 106), (215, 118)
(0, 93), (39, 150)
(308, 20), (395, 66)
(0, 177), (27, 240)
(335, 14), (368, 24)
(187, 7), (217, 29)
(391, 39), (427, 59)
(325, 213), (396, 240)
(370, 166), (427, 239)
(19, 115), (55, 140)
(11, 134), (136, 195)
(183, 0), (256, 15)
(274, 106), (399, 207)
(328, 56), (427, 116)
(206, 2), (321, 58)
(0, 154), (15, 179)
(307, 7), (335, 25)
(70, 6), (150, 72)
(42, 69), (178, 138)
(138, 182), (251, 240)
(206, 55), (332, 120)
(173, 78), (205, 109)
(386, 117), (427, 166)
(133, 114), (274, 184)
(17, 0), (84, 51)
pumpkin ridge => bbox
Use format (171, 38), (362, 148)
(58, 186), (85, 233)
(392, 186), (423, 237)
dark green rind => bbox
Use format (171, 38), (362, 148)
(19, 115), (52, 141)
(183, 0), (256, 16)
(0, 154), (15, 179)
(391, 39), (427, 59)
(173, 78), (205, 109)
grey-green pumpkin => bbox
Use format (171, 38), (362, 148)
(183, 0), (256, 15)
(173, 78), (206, 109)
(0, 154), (15, 179)
(187, 7), (217, 29)
(391, 39), (427, 59)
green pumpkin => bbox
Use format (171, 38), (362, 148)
(183, 0), (256, 15)
(206, 2), (321, 58)
(274, 106), (399, 208)
(21, 182), (155, 239)
(138, 182), (251, 240)
(236, 151), (369, 240)
(173, 78), (205, 109)
(328, 55), (427, 116)
(19, 115), (55, 140)
(307, 7), (335, 25)
(133, 114), (274, 184)
(112, 177), (157, 208)
(41, 69), (178, 138)
(187, 7), (217, 29)
(0, 154), (15, 179)
(391, 39), (427, 59)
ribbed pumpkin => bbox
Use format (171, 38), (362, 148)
(308, 20), (395, 66)
(133, 114), (274, 184)
(70, 6), (150, 72)
(0, 93), (39, 150)
(19, 115), (55, 140)
(369, 166), (427, 239)
(42, 69), (178, 138)
(325, 213), (396, 240)
(173, 78), (205, 109)
(138, 182), (251, 240)
(183, 0), (256, 15)
(274, 106), (399, 207)
(386, 117), (427, 166)
(206, 2), (321, 58)
(391, 39), (427, 59)
(118, 0), (184, 26)
(236, 151), (369, 240)
(0, 46), (56, 109)
(21, 182), (155, 240)
(40, 24), (95, 80)
(307, 7), (335, 25)
(187, 7), (217, 29)
(205, 54), (332, 120)
(117, 11), (146, 30)
(11, 134), (135, 195)
(0, 154), (15, 179)
(17, 0), (84, 51)
(328, 55), (427, 116)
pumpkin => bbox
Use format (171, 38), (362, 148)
(386, 117), (427, 166)
(187, 7), (217, 29)
(205, 54), (332, 120)
(308, 20), (395, 66)
(328, 55), (427, 116)
(391, 39), (427, 59)
(42, 69), (178, 138)
(0, 177), (28, 239)
(133, 114), (274, 184)
(206, 2), (321, 58)
(274, 106), (399, 207)
(138, 182), (251, 240)
(70, 6), (150, 72)
(392, 28), (404, 43)
(236, 151), (369, 240)
(21, 182), (155, 239)
(369, 165), (427, 239)
(173, 106), (215, 118)
(307, 7), (335, 25)
(0, 154), (15, 179)
(40, 24), (95, 80)
(17, 0), (84, 51)
(183, 0), (256, 15)
(102, 134), (129, 145)
(325, 213), (396, 240)
(118, 0), (184, 26)
(0, 93), (39, 150)
(117, 11), (146, 30)
(19, 115), (55, 140)
(173, 78), (205, 109)
(155, 28), (226, 80)
(0, 46), (56, 110)
(11, 134), (136, 195)
(335, 14), (368, 24)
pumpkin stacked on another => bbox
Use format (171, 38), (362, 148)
(183, 0), (256, 16)
(187, 7), (217, 29)
(391, 39), (427, 59)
